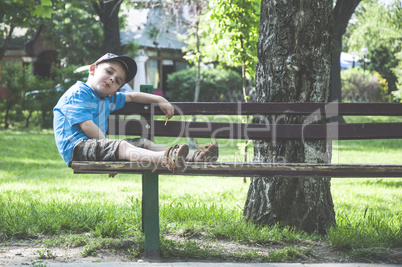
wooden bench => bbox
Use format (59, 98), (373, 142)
(71, 85), (402, 258)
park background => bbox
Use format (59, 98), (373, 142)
(0, 0), (401, 265)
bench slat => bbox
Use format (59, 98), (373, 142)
(71, 161), (402, 177)
(115, 102), (402, 116)
(108, 118), (402, 140)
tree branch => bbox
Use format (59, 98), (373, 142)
(333, 0), (361, 37)
(109, 0), (123, 19)
(92, 0), (102, 20)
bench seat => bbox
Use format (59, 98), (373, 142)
(72, 161), (402, 177)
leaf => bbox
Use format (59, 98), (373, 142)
(32, 5), (53, 18)
(41, 0), (53, 6)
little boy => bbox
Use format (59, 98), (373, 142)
(53, 53), (218, 174)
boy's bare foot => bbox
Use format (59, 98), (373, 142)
(190, 142), (219, 162)
(164, 144), (189, 174)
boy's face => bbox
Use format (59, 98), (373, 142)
(87, 61), (127, 98)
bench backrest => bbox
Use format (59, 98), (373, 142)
(108, 102), (402, 141)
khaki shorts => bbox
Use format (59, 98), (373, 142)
(70, 138), (145, 165)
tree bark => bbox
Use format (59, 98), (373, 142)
(244, 0), (336, 234)
(92, 0), (122, 54)
(331, 0), (361, 102)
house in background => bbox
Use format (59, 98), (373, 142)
(121, 5), (194, 96)
(1, 25), (58, 77)
(0, 25), (58, 98)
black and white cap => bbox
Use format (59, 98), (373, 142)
(94, 53), (137, 83)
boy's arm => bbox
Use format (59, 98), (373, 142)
(80, 120), (106, 139)
(80, 119), (114, 177)
(125, 92), (174, 119)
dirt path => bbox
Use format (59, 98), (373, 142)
(1, 237), (401, 266)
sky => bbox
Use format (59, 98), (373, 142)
(379, 0), (401, 5)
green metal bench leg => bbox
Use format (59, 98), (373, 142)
(142, 170), (160, 259)
(140, 84), (160, 259)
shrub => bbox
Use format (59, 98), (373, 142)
(23, 74), (54, 128)
(391, 51), (402, 102)
(341, 68), (389, 102)
(0, 62), (25, 128)
(23, 65), (87, 128)
(166, 67), (242, 102)
(52, 64), (88, 92)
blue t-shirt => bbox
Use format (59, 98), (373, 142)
(53, 81), (126, 165)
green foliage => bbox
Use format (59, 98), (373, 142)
(81, 243), (97, 257)
(161, 237), (313, 262)
(177, 1), (208, 63)
(0, 63), (63, 129)
(166, 67), (242, 102)
(52, 64), (88, 92)
(367, 45), (399, 94)
(0, 0), (54, 63)
(23, 71), (54, 128)
(328, 206), (402, 249)
(0, 63), (89, 129)
(0, 62), (24, 128)
(29, 1), (103, 65)
(268, 246), (314, 262)
(341, 68), (389, 102)
(31, 260), (47, 267)
(346, 1), (401, 93)
(1, 1), (107, 65)
(35, 249), (56, 259)
(206, 0), (260, 79)
(391, 51), (402, 102)
(122, 41), (140, 59)
(347, 248), (389, 263)
(0, 0), (53, 27)
(1, 62), (23, 102)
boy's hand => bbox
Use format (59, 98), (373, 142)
(158, 101), (174, 119)
(125, 92), (174, 118)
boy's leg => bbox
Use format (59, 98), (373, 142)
(142, 139), (218, 162)
(188, 141), (219, 162)
(118, 140), (165, 163)
(118, 140), (190, 174)
(143, 139), (168, 152)
(143, 139), (194, 161)
(121, 139), (219, 162)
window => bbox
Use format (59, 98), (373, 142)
(146, 59), (160, 90)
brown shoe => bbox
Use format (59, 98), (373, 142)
(164, 144), (189, 174)
(191, 142), (219, 162)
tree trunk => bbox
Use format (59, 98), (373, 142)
(243, 0), (336, 234)
(4, 107), (10, 129)
(331, 0), (361, 102)
(92, 0), (122, 54)
(190, 17), (202, 149)
(25, 110), (32, 128)
(0, 25), (14, 60)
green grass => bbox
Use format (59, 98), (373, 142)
(0, 118), (401, 262)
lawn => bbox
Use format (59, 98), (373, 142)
(0, 124), (401, 263)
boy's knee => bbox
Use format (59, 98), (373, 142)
(118, 140), (130, 150)
(143, 139), (153, 149)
